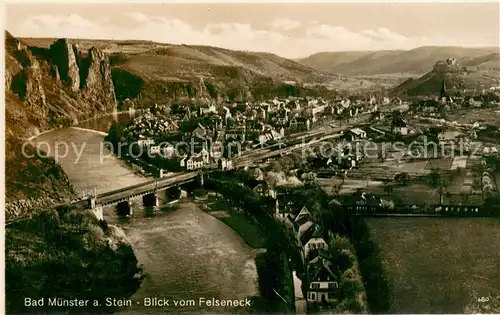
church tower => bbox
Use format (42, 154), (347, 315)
(440, 79), (448, 98)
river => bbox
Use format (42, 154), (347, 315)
(31, 112), (260, 313)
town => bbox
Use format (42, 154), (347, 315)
(106, 75), (500, 313)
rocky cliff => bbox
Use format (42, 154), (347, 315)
(5, 31), (117, 204)
(5, 32), (117, 139)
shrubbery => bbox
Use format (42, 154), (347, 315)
(348, 217), (394, 313)
(6, 206), (143, 314)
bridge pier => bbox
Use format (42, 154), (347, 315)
(117, 200), (132, 216)
(93, 206), (104, 221)
(143, 192), (159, 209)
(87, 196), (103, 221)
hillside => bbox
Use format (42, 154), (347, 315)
(6, 204), (143, 314)
(390, 58), (499, 97)
(20, 36), (379, 109)
(5, 30), (118, 203)
(297, 46), (500, 76)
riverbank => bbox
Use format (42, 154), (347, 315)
(200, 176), (296, 313)
(200, 192), (267, 249)
(70, 126), (108, 136)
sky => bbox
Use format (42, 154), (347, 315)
(5, 2), (500, 58)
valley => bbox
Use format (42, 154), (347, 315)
(4, 4), (500, 314)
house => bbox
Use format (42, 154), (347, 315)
(302, 226), (328, 259)
(438, 131), (463, 146)
(199, 103), (217, 116)
(270, 129), (283, 141)
(192, 123), (208, 139)
(345, 191), (382, 210)
(148, 145), (161, 155)
(468, 96), (484, 107)
(180, 155), (205, 170)
(312, 105), (326, 122)
(275, 189), (302, 221)
(289, 116), (310, 131)
(297, 221), (315, 246)
(161, 144), (176, 158)
(194, 147), (210, 164)
(341, 128), (366, 142)
(391, 115), (408, 135)
(253, 183), (270, 197)
(218, 158), (233, 170)
(294, 206), (312, 227)
(306, 255), (339, 306)
(275, 198), (298, 222)
(137, 138), (155, 147)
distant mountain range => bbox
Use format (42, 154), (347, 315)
(297, 46), (500, 76)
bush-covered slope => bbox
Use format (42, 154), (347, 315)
(6, 206), (143, 314)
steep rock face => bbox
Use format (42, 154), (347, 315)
(10, 51), (48, 120)
(49, 39), (80, 92)
(81, 47), (117, 112)
(22, 59), (48, 115)
(5, 33), (117, 138)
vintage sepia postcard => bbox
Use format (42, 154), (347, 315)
(3, 1), (500, 314)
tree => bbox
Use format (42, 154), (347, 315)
(394, 172), (410, 186)
(429, 168), (441, 188)
(331, 184), (342, 196)
(369, 110), (381, 123)
(278, 155), (295, 173)
(271, 161), (282, 173)
(382, 180), (393, 195)
(301, 172), (317, 186)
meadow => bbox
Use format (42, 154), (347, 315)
(366, 217), (500, 313)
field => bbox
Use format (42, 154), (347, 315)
(366, 218), (500, 313)
(446, 108), (500, 126)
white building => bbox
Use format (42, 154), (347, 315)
(137, 139), (155, 147)
(306, 255), (339, 305)
(180, 155), (205, 170)
(149, 145), (161, 155)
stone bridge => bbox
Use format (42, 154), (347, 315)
(86, 171), (204, 219)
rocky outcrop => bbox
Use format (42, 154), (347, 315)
(50, 39), (80, 92)
(10, 51), (48, 118)
(50, 64), (60, 82)
(5, 33), (117, 137)
(22, 59), (47, 113)
(81, 47), (117, 111)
